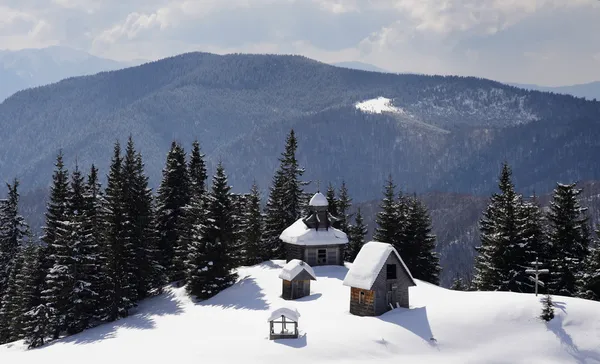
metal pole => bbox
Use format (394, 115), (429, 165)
(534, 257), (538, 297)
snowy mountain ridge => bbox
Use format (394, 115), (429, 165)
(2, 261), (599, 364)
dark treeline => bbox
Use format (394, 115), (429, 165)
(462, 163), (600, 301)
(0, 129), (445, 349)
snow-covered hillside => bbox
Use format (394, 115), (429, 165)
(2, 261), (599, 364)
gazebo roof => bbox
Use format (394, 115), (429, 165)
(267, 307), (300, 322)
(278, 259), (317, 281)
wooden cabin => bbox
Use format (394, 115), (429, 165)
(279, 192), (348, 266)
(268, 307), (300, 340)
(343, 241), (416, 316)
(279, 259), (316, 300)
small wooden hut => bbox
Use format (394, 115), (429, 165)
(279, 259), (317, 300)
(343, 241), (416, 316)
(268, 307), (300, 340)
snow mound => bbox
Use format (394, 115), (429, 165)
(355, 97), (405, 114)
(343, 241), (415, 290)
(268, 307), (300, 322)
(280, 219), (348, 246)
(3, 261), (600, 364)
(279, 259), (316, 281)
(309, 192), (328, 207)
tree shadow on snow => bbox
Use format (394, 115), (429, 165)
(43, 289), (185, 347)
(199, 276), (269, 311)
(377, 306), (437, 346)
(296, 293), (322, 302)
(547, 314), (600, 364)
(274, 333), (308, 348)
(257, 260), (284, 270)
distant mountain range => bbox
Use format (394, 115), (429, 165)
(331, 61), (390, 73)
(0, 46), (139, 101)
(1, 51), (599, 203)
(509, 81), (600, 101)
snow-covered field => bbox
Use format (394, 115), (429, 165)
(2, 261), (600, 364)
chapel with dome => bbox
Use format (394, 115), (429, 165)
(279, 192), (349, 266)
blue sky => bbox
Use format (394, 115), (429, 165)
(1, 0), (599, 86)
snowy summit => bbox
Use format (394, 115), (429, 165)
(355, 97), (405, 114)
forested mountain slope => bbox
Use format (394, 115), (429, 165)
(1, 51), (599, 202)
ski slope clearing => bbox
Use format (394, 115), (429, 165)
(2, 261), (600, 364)
(355, 97), (405, 114)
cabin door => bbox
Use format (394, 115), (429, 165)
(386, 283), (398, 308)
(317, 249), (327, 265)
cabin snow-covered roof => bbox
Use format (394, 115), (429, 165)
(280, 218), (348, 246)
(309, 192), (328, 207)
(343, 241), (416, 290)
(267, 307), (300, 322)
(279, 259), (316, 281)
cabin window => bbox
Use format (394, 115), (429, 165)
(359, 291), (365, 304)
(317, 249), (327, 264)
(386, 264), (397, 279)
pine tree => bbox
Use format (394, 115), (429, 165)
(23, 303), (52, 348)
(156, 141), (190, 282)
(336, 181), (353, 232)
(122, 137), (161, 301)
(41, 152), (73, 339)
(241, 183), (265, 265)
(450, 274), (467, 291)
(100, 142), (132, 321)
(547, 183), (590, 297)
(540, 294), (555, 322)
(190, 163), (238, 299)
(373, 175), (399, 245)
(263, 130), (306, 259)
(326, 183), (338, 216)
(0, 245), (24, 343)
(578, 237), (600, 300)
(345, 208), (367, 263)
(402, 197), (441, 284)
(0, 243), (41, 343)
(473, 163), (529, 292)
(0, 179), (31, 309)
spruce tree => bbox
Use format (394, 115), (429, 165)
(41, 153), (73, 339)
(0, 245), (24, 343)
(23, 303), (52, 348)
(540, 294), (555, 322)
(345, 208), (367, 263)
(122, 138), (161, 301)
(578, 237), (600, 300)
(547, 183), (590, 297)
(403, 197), (441, 284)
(101, 142), (132, 321)
(0, 179), (31, 306)
(373, 175), (399, 245)
(450, 274), (467, 291)
(337, 181), (353, 232)
(190, 163), (238, 299)
(326, 183), (338, 216)
(241, 183), (265, 265)
(521, 196), (549, 265)
(473, 163), (529, 292)
(156, 141), (190, 281)
(264, 130), (306, 259)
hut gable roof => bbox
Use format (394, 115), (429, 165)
(343, 241), (416, 290)
(279, 218), (348, 246)
(267, 307), (300, 322)
(278, 259), (316, 281)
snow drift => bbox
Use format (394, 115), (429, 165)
(2, 261), (599, 364)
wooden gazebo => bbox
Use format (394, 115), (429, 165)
(268, 307), (300, 340)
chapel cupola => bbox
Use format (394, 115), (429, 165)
(302, 192), (342, 231)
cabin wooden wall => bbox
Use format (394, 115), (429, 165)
(284, 244), (305, 262)
(349, 287), (375, 316)
(372, 253), (412, 315)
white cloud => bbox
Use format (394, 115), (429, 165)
(2, 0), (600, 85)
